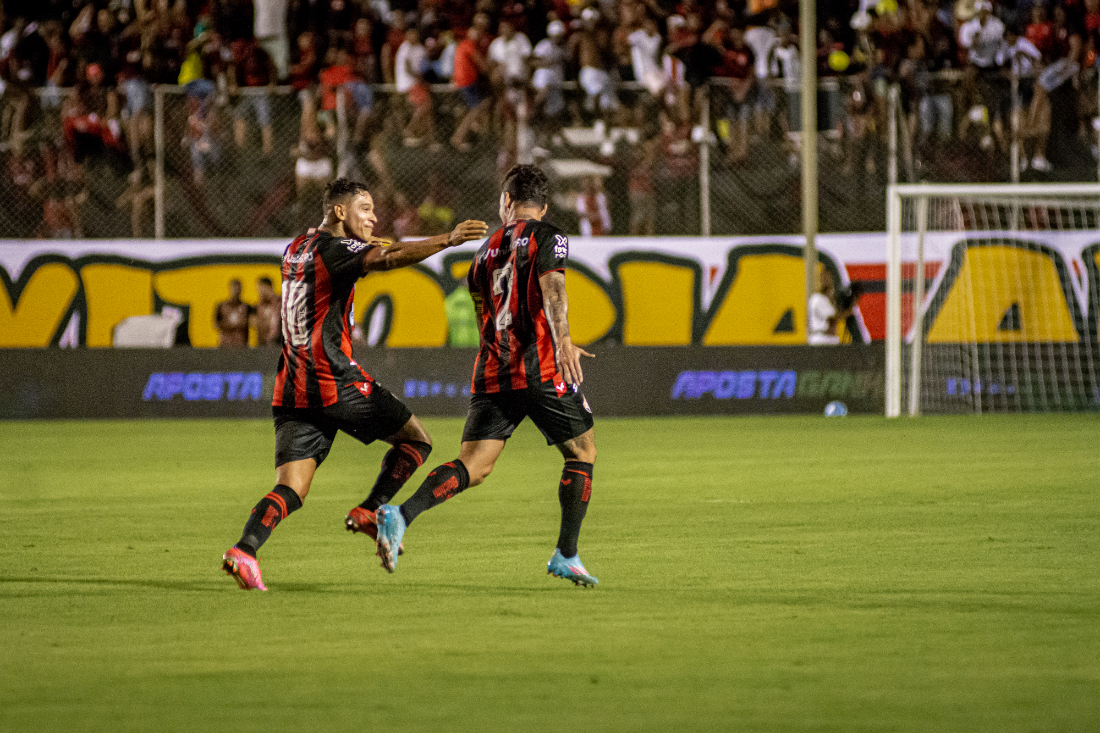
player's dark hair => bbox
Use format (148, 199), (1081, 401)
(502, 164), (549, 208)
(258, 276), (273, 287)
(323, 177), (370, 213)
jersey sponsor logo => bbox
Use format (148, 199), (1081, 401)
(142, 372), (265, 401)
(343, 239), (369, 253)
(284, 251), (314, 263)
(554, 234), (569, 259)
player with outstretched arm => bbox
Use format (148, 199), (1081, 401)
(373, 164), (600, 586)
(221, 178), (488, 590)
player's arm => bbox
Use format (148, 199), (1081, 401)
(361, 220), (488, 273)
(540, 270), (594, 385)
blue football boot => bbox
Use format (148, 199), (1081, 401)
(375, 505), (407, 573)
(547, 549), (598, 587)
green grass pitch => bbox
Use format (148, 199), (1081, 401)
(1, 414), (1098, 732)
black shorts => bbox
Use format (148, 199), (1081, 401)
(462, 380), (594, 446)
(273, 381), (412, 467)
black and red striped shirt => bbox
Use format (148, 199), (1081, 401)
(272, 230), (375, 408)
(468, 219), (569, 393)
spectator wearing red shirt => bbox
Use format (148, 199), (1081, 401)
(450, 23), (491, 151)
(230, 38), (276, 155)
(716, 23), (755, 164)
(317, 46), (375, 145)
(1027, 4), (1055, 59)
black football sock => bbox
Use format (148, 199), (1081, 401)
(556, 461), (593, 558)
(398, 459), (471, 526)
(360, 440), (432, 511)
(235, 484), (303, 557)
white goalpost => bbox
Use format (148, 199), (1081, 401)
(885, 183), (1100, 417)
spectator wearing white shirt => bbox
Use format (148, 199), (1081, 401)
(998, 27), (1045, 171)
(744, 14), (780, 135)
(576, 175), (611, 236)
(532, 21), (568, 124)
(488, 20), (532, 159)
(395, 26), (437, 148)
(959, 0), (1007, 149)
(628, 16), (664, 98)
(253, 0), (289, 81)
(808, 270), (849, 345)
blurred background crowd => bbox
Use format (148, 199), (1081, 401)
(2, 0), (1099, 239)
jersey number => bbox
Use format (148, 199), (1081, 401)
(491, 262), (515, 331)
(282, 281), (311, 347)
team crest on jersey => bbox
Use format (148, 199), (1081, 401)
(553, 234), (569, 259)
(343, 238), (369, 252)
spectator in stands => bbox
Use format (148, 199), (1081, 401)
(318, 46), (374, 143)
(576, 174), (611, 236)
(628, 133), (658, 235)
(998, 26), (1042, 171)
(293, 129), (332, 231)
(808, 269), (849, 345)
(658, 106), (698, 234)
(450, 21), (492, 151)
(531, 20), (568, 146)
(253, 275), (282, 346)
(959, 0), (1007, 150)
(62, 63), (124, 164)
(745, 12), (780, 138)
(716, 24), (756, 165)
(215, 279), (254, 348)
(230, 38), (276, 155)
(571, 7), (622, 127)
(395, 25), (438, 148)
(488, 19), (532, 153)
(254, 0), (290, 79)
(628, 14), (666, 108)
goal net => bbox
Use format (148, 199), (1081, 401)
(885, 183), (1100, 416)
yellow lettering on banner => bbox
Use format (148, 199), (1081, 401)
(565, 268), (615, 345)
(927, 245), (1079, 343)
(154, 264), (282, 348)
(703, 253), (807, 345)
(0, 263), (80, 347)
(618, 261), (695, 345)
(450, 261), (472, 281)
(81, 264), (154, 347)
(354, 269), (447, 346)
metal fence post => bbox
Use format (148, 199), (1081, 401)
(887, 84), (898, 190)
(154, 85), (165, 240)
(699, 83), (711, 237)
(335, 88), (350, 178)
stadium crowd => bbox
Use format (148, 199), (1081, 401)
(1, 0), (1099, 239)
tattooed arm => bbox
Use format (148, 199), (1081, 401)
(539, 270), (594, 385)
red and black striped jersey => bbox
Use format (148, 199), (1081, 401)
(272, 230), (375, 408)
(468, 218), (569, 393)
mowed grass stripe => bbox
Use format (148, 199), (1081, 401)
(1, 415), (1097, 732)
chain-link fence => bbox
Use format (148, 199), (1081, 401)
(2, 71), (1098, 240)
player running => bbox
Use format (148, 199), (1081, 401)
(373, 164), (599, 586)
(222, 178), (488, 590)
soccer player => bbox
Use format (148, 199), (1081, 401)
(221, 178), (488, 590)
(373, 164), (600, 586)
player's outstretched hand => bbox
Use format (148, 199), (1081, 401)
(449, 219), (489, 246)
(557, 336), (595, 386)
